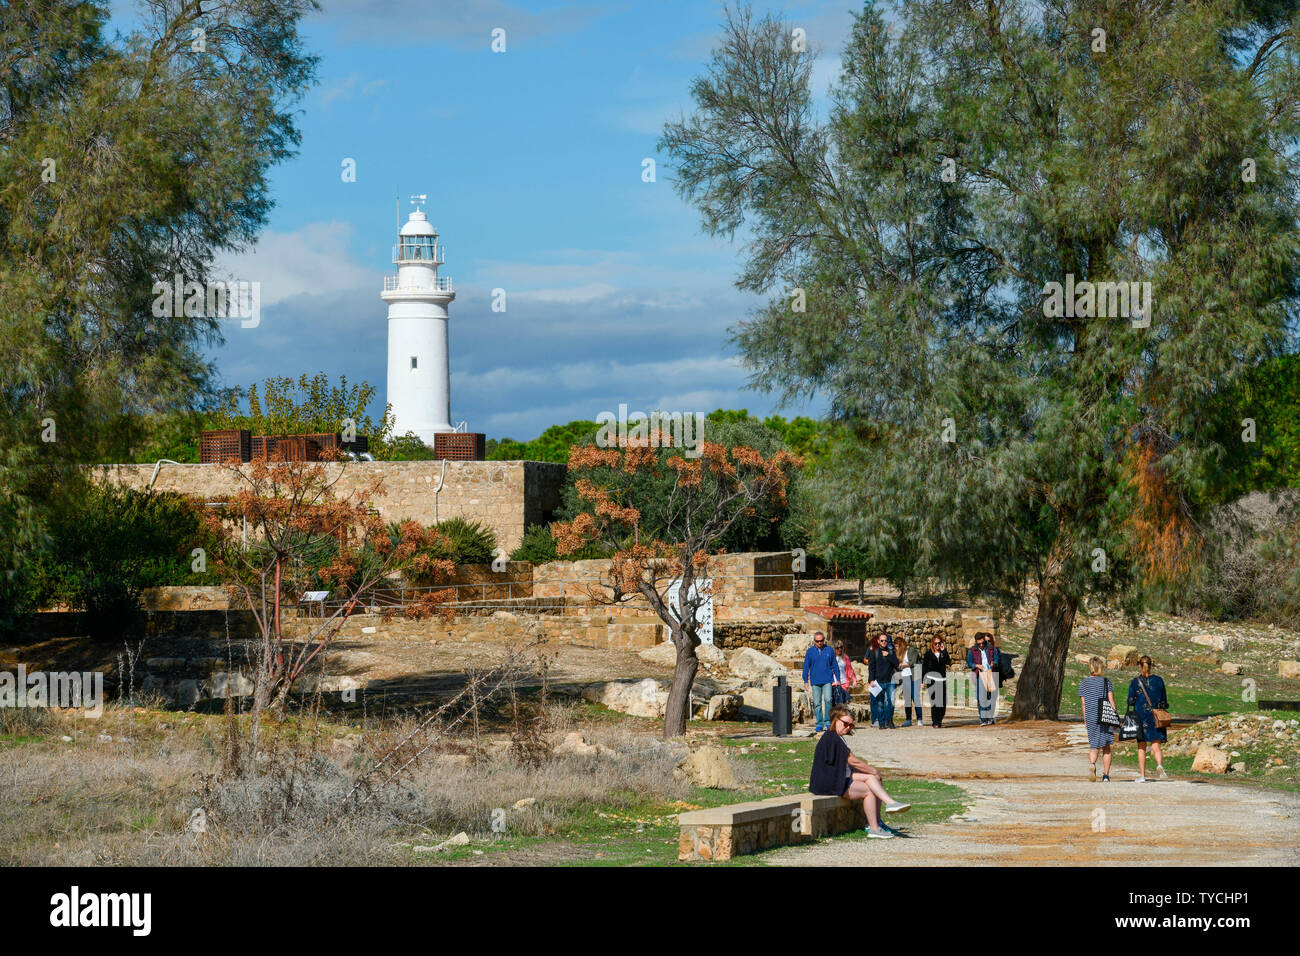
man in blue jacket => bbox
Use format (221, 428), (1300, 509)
(802, 631), (841, 732)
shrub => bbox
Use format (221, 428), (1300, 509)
(25, 483), (218, 639)
(1152, 492), (1300, 628)
(509, 524), (609, 562)
(510, 524), (557, 562)
(397, 518), (497, 587)
(431, 517), (497, 565)
(380, 432), (438, 461)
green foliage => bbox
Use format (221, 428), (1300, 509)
(662, 2), (1300, 714)
(383, 432), (439, 461)
(708, 409), (824, 462)
(1207, 355), (1300, 498)
(509, 524), (559, 563)
(24, 482), (218, 640)
(211, 373), (394, 452)
(487, 420), (602, 463)
(0, 1), (318, 625)
(663, 1), (1300, 604)
(430, 517), (498, 566)
(509, 523), (609, 562)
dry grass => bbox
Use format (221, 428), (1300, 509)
(0, 697), (705, 866)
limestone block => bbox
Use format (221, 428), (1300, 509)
(1191, 744), (1230, 774)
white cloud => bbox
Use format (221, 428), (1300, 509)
(319, 72), (387, 106)
(204, 227), (821, 439)
(215, 222), (379, 306)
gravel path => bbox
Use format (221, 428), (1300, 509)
(766, 719), (1300, 866)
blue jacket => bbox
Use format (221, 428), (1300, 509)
(803, 643), (841, 685)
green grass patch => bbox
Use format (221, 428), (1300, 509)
(540, 737), (968, 866)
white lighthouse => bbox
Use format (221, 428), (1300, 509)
(383, 196), (455, 445)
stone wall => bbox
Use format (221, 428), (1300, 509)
(92, 460), (567, 554)
(865, 616), (962, 649)
(448, 562), (534, 601)
(331, 609), (664, 651)
(141, 586), (234, 611)
(713, 619), (799, 654)
(530, 552), (800, 621)
(678, 793), (868, 861)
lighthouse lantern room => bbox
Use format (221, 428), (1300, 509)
(383, 195), (456, 445)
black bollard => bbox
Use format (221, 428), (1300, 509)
(772, 674), (792, 737)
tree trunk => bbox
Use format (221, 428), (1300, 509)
(663, 626), (699, 739)
(1011, 572), (1079, 720)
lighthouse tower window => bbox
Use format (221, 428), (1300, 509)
(410, 356), (418, 370)
(399, 235), (437, 261)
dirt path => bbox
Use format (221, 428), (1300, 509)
(766, 720), (1300, 866)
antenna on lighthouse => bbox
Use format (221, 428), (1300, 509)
(410, 194), (427, 212)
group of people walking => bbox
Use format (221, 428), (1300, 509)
(1080, 654), (1170, 782)
(801, 629), (1011, 731)
(808, 649), (1176, 844)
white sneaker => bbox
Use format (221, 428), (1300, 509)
(1134, 776), (1146, 783)
(884, 802), (911, 814)
(867, 828), (895, 839)
(1157, 766), (1167, 780)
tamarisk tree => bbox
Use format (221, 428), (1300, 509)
(0, 0), (318, 622)
(662, 2), (1300, 719)
(553, 437), (801, 737)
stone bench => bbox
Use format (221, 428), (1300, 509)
(677, 792), (867, 861)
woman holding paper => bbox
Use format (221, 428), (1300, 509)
(867, 633), (899, 729)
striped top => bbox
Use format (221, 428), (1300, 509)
(1080, 675), (1111, 724)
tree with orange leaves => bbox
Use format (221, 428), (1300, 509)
(553, 434), (801, 737)
(202, 452), (454, 754)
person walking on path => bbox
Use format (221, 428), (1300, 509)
(803, 631), (841, 732)
(1080, 657), (1119, 781)
(1128, 656), (1169, 782)
(895, 636), (922, 726)
(922, 635), (952, 728)
(809, 705), (911, 838)
(867, 633), (899, 729)
(832, 640), (858, 707)
(966, 632), (1001, 725)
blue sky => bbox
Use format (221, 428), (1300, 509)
(123, 0), (860, 439)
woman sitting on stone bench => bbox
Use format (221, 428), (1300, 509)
(810, 705), (910, 839)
